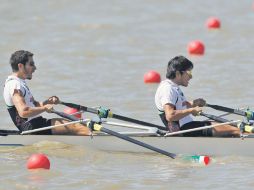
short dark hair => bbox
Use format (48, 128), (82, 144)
(10, 50), (33, 72)
(166, 55), (193, 79)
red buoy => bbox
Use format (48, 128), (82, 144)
(27, 154), (50, 170)
(187, 40), (205, 55)
(144, 71), (161, 83)
(206, 17), (221, 29)
(63, 107), (81, 118)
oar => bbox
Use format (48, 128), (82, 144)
(101, 121), (158, 133)
(20, 119), (90, 135)
(165, 120), (240, 136)
(51, 110), (176, 159)
(200, 112), (254, 133)
(200, 112), (233, 124)
(206, 104), (254, 120)
(0, 129), (20, 136)
(203, 108), (245, 121)
(60, 101), (166, 130)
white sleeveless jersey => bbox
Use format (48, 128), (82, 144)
(3, 75), (40, 120)
(155, 79), (193, 127)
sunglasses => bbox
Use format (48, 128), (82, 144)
(181, 70), (192, 77)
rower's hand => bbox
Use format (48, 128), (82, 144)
(191, 106), (202, 116)
(193, 98), (206, 107)
(47, 96), (60, 104)
(44, 104), (54, 113)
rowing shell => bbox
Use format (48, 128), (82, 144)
(1, 133), (254, 156)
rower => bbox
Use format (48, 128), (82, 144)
(3, 50), (91, 135)
(154, 55), (243, 137)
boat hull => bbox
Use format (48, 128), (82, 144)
(1, 135), (253, 156)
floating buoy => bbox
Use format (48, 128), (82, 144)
(63, 107), (81, 118)
(206, 17), (221, 29)
(144, 71), (161, 83)
(27, 154), (50, 169)
(182, 155), (211, 165)
(187, 40), (205, 55)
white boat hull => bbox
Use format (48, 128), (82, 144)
(1, 134), (253, 156)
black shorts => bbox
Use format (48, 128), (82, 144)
(181, 121), (213, 137)
(20, 116), (52, 135)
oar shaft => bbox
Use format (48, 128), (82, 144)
(165, 120), (240, 136)
(60, 102), (98, 114)
(103, 121), (157, 132)
(100, 127), (176, 158)
(21, 119), (89, 135)
(203, 108), (245, 121)
(202, 112), (254, 133)
(111, 113), (165, 129)
(52, 110), (176, 159)
(206, 104), (246, 116)
(200, 112), (237, 127)
(60, 101), (166, 130)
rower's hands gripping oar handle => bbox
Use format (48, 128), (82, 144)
(52, 110), (176, 159)
(60, 101), (166, 130)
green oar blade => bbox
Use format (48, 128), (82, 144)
(180, 155), (211, 165)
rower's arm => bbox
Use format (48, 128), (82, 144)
(12, 89), (47, 118)
(164, 103), (202, 122)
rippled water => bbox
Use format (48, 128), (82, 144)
(1, 143), (254, 190)
(0, 0), (254, 189)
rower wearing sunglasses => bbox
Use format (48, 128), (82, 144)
(155, 55), (240, 137)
